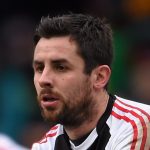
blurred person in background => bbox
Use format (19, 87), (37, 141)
(0, 133), (27, 150)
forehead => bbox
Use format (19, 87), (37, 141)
(33, 36), (84, 66)
(34, 36), (79, 59)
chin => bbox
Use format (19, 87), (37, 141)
(42, 109), (60, 124)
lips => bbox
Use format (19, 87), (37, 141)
(42, 94), (58, 102)
(40, 94), (60, 108)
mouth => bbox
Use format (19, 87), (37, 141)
(40, 94), (60, 108)
(42, 95), (59, 102)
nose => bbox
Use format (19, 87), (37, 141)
(38, 68), (53, 88)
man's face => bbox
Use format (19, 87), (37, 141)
(33, 36), (95, 127)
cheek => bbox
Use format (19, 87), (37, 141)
(59, 76), (81, 90)
(34, 77), (40, 94)
(63, 77), (88, 97)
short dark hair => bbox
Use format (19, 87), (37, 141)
(34, 13), (113, 75)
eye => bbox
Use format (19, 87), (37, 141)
(54, 64), (67, 72)
(34, 64), (44, 73)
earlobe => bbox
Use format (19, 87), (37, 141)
(93, 65), (111, 89)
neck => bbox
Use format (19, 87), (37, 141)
(64, 91), (109, 140)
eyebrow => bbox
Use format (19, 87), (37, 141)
(51, 59), (69, 64)
(32, 59), (71, 67)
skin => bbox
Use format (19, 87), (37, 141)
(33, 36), (111, 140)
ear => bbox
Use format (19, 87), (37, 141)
(92, 65), (111, 89)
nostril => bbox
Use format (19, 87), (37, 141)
(45, 83), (53, 88)
(39, 81), (53, 88)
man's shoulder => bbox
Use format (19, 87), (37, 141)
(105, 96), (150, 150)
(107, 95), (150, 134)
(31, 124), (63, 149)
(110, 96), (150, 124)
(114, 96), (150, 115)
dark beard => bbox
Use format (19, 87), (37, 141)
(58, 89), (95, 128)
(39, 78), (96, 128)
